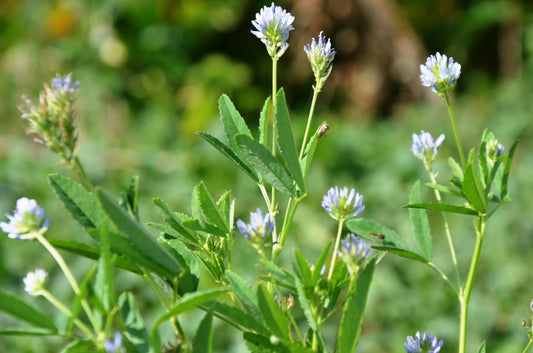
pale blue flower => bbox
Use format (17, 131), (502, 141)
(322, 186), (365, 221)
(23, 269), (48, 296)
(251, 3), (294, 59)
(420, 52), (461, 95)
(530, 298), (533, 312)
(412, 131), (445, 167)
(236, 208), (274, 241)
(339, 234), (370, 274)
(0, 198), (49, 240)
(51, 73), (79, 96)
(104, 332), (123, 353)
(340, 234), (370, 260)
(304, 31), (336, 89)
(404, 331), (443, 353)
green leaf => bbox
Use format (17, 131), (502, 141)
(404, 203), (478, 216)
(501, 140), (518, 200)
(152, 198), (199, 246)
(462, 163), (487, 213)
(0, 327), (57, 336)
(225, 271), (262, 321)
(347, 218), (413, 251)
(153, 287), (229, 326)
(96, 188), (181, 280)
(216, 191), (233, 226)
(301, 133), (318, 179)
(219, 94), (254, 150)
(311, 241), (332, 285)
(95, 225), (115, 313)
(347, 218), (427, 263)
(259, 96), (271, 146)
(181, 217), (228, 237)
(48, 174), (106, 235)
(334, 257), (376, 353)
(67, 263), (97, 335)
(448, 157), (464, 181)
(244, 332), (289, 353)
(211, 302), (269, 335)
(292, 248), (313, 288)
(49, 239), (142, 274)
(60, 340), (95, 353)
(409, 181), (432, 260)
(0, 292), (57, 330)
(197, 131), (259, 182)
(294, 279), (327, 350)
(256, 284), (290, 340)
(424, 183), (463, 197)
(236, 134), (298, 197)
(160, 237), (200, 294)
(477, 341), (486, 353)
(194, 181), (230, 234)
(263, 261), (296, 292)
(275, 88), (305, 193)
(478, 140), (489, 180)
(192, 310), (214, 353)
(119, 292), (150, 353)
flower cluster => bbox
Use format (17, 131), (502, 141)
(404, 331), (443, 353)
(322, 186), (365, 221)
(304, 31), (336, 90)
(420, 52), (461, 96)
(251, 3), (294, 60)
(339, 233), (370, 274)
(0, 197), (49, 240)
(19, 73), (80, 162)
(236, 208), (274, 245)
(23, 269), (48, 296)
(411, 131), (445, 168)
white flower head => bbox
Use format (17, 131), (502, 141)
(23, 269), (48, 296)
(0, 198), (49, 240)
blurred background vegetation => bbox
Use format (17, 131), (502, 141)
(1, 0), (532, 352)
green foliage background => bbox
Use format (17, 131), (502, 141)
(1, 0), (532, 352)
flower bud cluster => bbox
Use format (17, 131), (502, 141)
(23, 269), (48, 296)
(411, 131), (445, 168)
(339, 233), (370, 274)
(19, 73), (80, 163)
(404, 331), (443, 353)
(304, 31), (336, 91)
(236, 208), (274, 247)
(251, 3), (294, 60)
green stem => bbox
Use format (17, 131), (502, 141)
(299, 85), (320, 160)
(327, 219), (344, 280)
(68, 156), (93, 191)
(522, 339), (533, 353)
(444, 92), (466, 168)
(427, 261), (458, 295)
(272, 197), (301, 264)
(458, 216), (486, 353)
(40, 289), (95, 340)
(271, 58), (279, 238)
(36, 233), (100, 333)
(427, 167), (461, 287)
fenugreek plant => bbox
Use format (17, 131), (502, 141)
(0, 3), (524, 353)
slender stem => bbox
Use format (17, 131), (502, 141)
(427, 167), (461, 287)
(272, 197), (301, 264)
(36, 233), (100, 332)
(271, 58), (279, 237)
(327, 219), (344, 280)
(72, 156), (93, 191)
(444, 93), (466, 168)
(522, 339), (533, 353)
(40, 289), (95, 340)
(427, 261), (458, 295)
(458, 216), (486, 353)
(299, 86), (320, 160)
